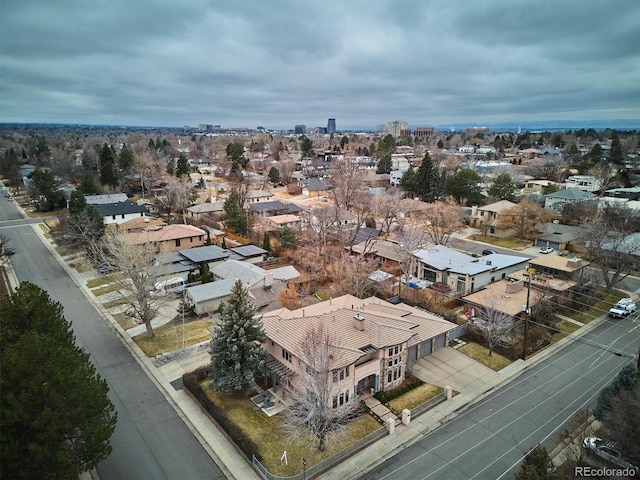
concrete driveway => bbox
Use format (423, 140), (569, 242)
(410, 347), (500, 393)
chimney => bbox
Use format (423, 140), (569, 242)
(353, 312), (365, 331)
(263, 273), (273, 291)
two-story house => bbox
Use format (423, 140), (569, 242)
(468, 200), (517, 237)
(261, 295), (458, 398)
(411, 245), (529, 294)
(127, 224), (206, 252)
(544, 188), (596, 213)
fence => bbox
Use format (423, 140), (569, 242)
(410, 392), (447, 419)
(252, 427), (387, 480)
(448, 324), (467, 341)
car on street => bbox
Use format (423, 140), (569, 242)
(608, 298), (637, 318)
(2, 245), (15, 256)
(539, 247), (554, 254)
(482, 249), (497, 256)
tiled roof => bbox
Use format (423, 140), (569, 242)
(128, 224), (205, 244)
(85, 193), (129, 204)
(478, 200), (517, 213)
(187, 201), (225, 213)
(261, 295), (456, 369)
(546, 188), (595, 200)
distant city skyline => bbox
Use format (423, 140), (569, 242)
(1, 1), (638, 129)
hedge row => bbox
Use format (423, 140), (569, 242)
(182, 367), (261, 462)
(374, 377), (424, 404)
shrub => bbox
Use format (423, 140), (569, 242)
(374, 377), (424, 404)
(182, 369), (261, 461)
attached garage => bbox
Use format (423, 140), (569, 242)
(433, 333), (447, 351)
(407, 345), (419, 362)
(419, 339), (432, 358)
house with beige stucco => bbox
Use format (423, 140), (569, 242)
(260, 295), (458, 399)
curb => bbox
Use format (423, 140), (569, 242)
(29, 223), (249, 480)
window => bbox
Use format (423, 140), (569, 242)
(332, 367), (349, 383)
(333, 391), (350, 408)
(282, 349), (292, 363)
(175, 239), (181, 247)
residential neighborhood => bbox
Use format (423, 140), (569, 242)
(2, 124), (640, 479)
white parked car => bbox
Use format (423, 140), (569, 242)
(539, 247), (554, 254)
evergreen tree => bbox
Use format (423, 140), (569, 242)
(514, 444), (558, 480)
(31, 169), (65, 211)
(376, 155), (392, 174)
(277, 226), (298, 250)
(446, 168), (483, 206)
(199, 261), (213, 283)
(68, 190), (87, 217)
(119, 144), (134, 173)
(175, 154), (190, 177)
(268, 166), (281, 186)
(262, 232), (271, 253)
(99, 143), (118, 187)
(209, 280), (267, 394)
(488, 173), (515, 201)
(413, 152), (442, 202)
(166, 159), (176, 175)
(300, 136), (314, 158)
(0, 283), (117, 479)
(78, 171), (98, 195)
(399, 166), (417, 196)
(437, 139), (444, 149)
(610, 132), (623, 163)
(223, 190), (248, 236)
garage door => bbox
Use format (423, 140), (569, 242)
(537, 239), (547, 248)
(407, 345), (418, 362)
(433, 334), (447, 351)
(419, 340), (432, 358)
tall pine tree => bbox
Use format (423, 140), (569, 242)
(0, 283), (117, 479)
(209, 280), (267, 393)
(99, 143), (118, 187)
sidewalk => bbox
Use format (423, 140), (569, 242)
(26, 214), (627, 480)
(317, 313), (610, 480)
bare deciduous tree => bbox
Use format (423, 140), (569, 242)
(282, 323), (360, 452)
(277, 159), (297, 186)
(157, 177), (196, 222)
(371, 193), (401, 235)
(329, 159), (364, 211)
(421, 200), (464, 246)
(578, 204), (640, 292)
(496, 199), (552, 241)
(100, 229), (169, 337)
(472, 304), (514, 356)
(328, 251), (378, 299)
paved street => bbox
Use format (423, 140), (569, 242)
(358, 317), (639, 479)
(0, 198), (226, 479)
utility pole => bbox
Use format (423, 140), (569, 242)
(522, 272), (532, 360)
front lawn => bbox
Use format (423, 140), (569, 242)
(388, 383), (443, 411)
(201, 382), (382, 476)
(91, 283), (122, 297)
(467, 235), (532, 250)
(458, 342), (513, 371)
(134, 318), (214, 356)
(551, 319), (582, 341)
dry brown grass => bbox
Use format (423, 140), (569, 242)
(133, 318), (214, 356)
(458, 342), (512, 371)
(388, 384), (444, 411)
(112, 313), (139, 330)
(202, 382), (382, 476)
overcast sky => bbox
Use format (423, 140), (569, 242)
(1, 0), (639, 130)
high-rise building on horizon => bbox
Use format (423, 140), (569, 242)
(387, 120), (408, 138)
(327, 118), (336, 134)
(294, 124), (306, 135)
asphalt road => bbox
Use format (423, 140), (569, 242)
(359, 317), (640, 480)
(0, 199), (226, 479)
